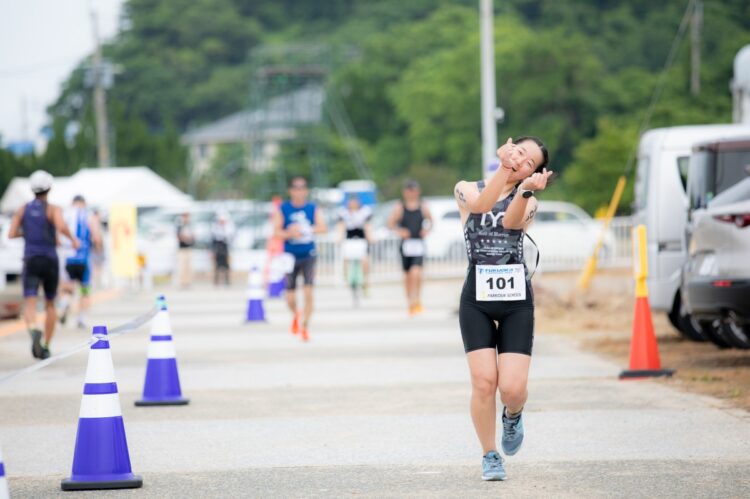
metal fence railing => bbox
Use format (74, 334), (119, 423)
(313, 216), (634, 284)
(529, 216), (634, 273)
(140, 216), (634, 286)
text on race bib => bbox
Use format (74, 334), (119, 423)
(476, 264), (526, 301)
(402, 238), (424, 257)
(342, 239), (368, 260)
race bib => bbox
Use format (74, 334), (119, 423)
(476, 264), (526, 301)
(342, 239), (368, 260)
(402, 239), (424, 257)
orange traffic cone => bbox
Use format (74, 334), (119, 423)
(620, 225), (674, 379)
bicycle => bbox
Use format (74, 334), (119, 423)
(342, 238), (368, 307)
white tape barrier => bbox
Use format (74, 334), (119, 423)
(0, 306), (158, 386)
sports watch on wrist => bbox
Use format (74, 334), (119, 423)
(518, 187), (535, 198)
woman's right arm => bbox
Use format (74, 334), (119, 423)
(454, 138), (516, 214)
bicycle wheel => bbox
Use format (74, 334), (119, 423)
(348, 260), (364, 306)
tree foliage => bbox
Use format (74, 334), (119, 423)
(3, 0), (750, 214)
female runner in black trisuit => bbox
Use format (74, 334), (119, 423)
(453, 136), (552, 481)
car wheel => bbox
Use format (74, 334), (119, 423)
(696, 319), (732, 349)
(668, 293), (707, 342)
(719, 311), (750, 349)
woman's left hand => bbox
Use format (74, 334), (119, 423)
(520, 168), (554, 192)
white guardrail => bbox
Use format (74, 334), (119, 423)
(0, 217), (633, 290)
(226, 216), (634, 285)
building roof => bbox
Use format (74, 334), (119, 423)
(182, 85), (325, 146)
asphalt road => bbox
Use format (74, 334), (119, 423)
(1, 279), (749, 498)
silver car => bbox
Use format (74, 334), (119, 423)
(682, 138), (750, 348)
(0, 216), (24, 319)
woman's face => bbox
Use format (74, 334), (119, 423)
(347, 198), (360, 211)
(508, 140), (545, 181)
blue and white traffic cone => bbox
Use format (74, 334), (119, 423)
(267, 259), (285, 298)
(245, 266), (266, 322)
(0, 442), (9, 499)
(61, 326), (142, 491)
(267, 275), (285, 298)
(267, 253), (292, 298)
(135, 296), (188, 406)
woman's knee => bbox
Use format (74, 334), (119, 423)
(498, 380), (527, 404)
(471, 373), (497, 398)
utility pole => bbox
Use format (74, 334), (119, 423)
(480, 0), (498, 178)
(690, 0), (702, 96)
(90, 9), (111, 167)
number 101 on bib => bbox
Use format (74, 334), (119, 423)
(475, 264), (526, 301)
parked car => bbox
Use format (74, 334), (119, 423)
(0, 215), (24, 278)
(0, 216), (24, 318)
(633, 124), (750, 340)
(526, 201), (615, 271)
(232, 206), (273, 251)
(371, 196), (614, 270)
(139, 206), (216, 250)
(421, 197), (464, 259)
(681, 137), (750, 348)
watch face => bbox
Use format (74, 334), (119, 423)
(522, 190), (533, 198)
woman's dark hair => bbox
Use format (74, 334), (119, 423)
(513, 136), (549, 173)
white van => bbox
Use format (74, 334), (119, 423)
(633, 124), (750, 333)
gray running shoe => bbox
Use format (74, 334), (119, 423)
(39, 345), (51, 360)
(481, 450), (506, 481)
(30, 329), (43, 359)
(501, 408), (524, 456)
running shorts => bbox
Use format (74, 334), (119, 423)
(286, 256), (316, 290)
(65, 261), (91, 287)
(23, 256), (59, 300)
(458, 265), (534, 355)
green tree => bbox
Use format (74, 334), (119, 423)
(30, 0), (750, 207)
(561, 119), (639, 214)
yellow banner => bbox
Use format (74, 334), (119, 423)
(109, 204), (138, 278)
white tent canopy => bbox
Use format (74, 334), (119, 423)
(0, 167), (192, 215)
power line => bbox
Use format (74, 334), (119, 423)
(623, 0), (695, 177)
(0, 56), (86, 78)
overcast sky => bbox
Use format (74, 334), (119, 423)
(0, 0), (124, 144)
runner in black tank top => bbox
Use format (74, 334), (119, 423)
(387, 180), (432, 315)
(453, 137), (552, 481)
(8, 170), (79, 360)
(398, 203), (424, 271)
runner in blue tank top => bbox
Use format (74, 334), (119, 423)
(8, 170), (79, 360)
(453, 137), (552, 481)
(272, 176), (327, 341)
(58, 195), (103, 329)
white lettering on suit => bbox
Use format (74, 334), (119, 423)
(480, 211), (505, 228)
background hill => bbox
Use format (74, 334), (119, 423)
(2, 0), (749, 212)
